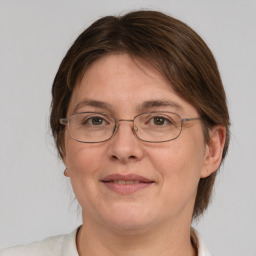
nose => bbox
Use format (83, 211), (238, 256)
(107, 120), (144, 163)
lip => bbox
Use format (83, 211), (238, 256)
(101, 174), (154, 194)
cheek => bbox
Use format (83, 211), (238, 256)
(64, 140), (107, 205)
(65, 139), (105, 178)
(147, 138), (205, 194)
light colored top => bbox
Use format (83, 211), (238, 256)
(0, 227), (211, 256)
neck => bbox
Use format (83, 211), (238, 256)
(76, 218), (196, 256)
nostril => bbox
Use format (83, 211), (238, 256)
(111, 155), (136, 160)
(111, 155), (118, 160)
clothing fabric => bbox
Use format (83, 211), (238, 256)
(191, 228), (212, 256)
(0, 227), (211, 256)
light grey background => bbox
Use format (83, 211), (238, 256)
(0, 0), (256, 255)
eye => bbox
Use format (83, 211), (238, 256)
(79, 114), (110, 127)
(153, 116), (166, 125)
(151, 116), (173, 126)
(89, 116), (105, 125)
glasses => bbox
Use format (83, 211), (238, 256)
(60, 111), (201, 143)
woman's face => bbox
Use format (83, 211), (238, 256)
(64, 54), (210, 232)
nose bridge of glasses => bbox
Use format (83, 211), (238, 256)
(117, 118), (134, 123)
(114, 119), (137, 133)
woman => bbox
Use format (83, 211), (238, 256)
(0, 10), (230, 256)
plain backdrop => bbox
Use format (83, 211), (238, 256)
(0, 0), (256, 255)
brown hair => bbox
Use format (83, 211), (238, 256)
(50, 10), (230, 219)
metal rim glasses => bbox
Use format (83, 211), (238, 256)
(60, 111), (201, 143)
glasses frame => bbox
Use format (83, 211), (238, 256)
(60, 111), (202, 144)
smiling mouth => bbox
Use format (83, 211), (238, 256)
(101, 174), (153, 184)
(101, 174), (154, 194)
(103, 180), (153, 185)
(109, 180), (140, 184)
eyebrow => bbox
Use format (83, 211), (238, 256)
(137, 100), (183, 112)
(73, 99), (113, 114)
(73, 99), (183, 114)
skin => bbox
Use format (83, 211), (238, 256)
(63, 54), (225, 256)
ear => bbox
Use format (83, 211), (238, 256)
(64, 168), (70, 177)
(201, 126), (226, 178)
(63, 156), (71, 177)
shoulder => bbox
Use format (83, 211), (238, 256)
(0, 228), (79, 256)
(191, 227), (212, 256)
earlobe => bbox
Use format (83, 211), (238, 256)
(201, 126), (226, 178)
(64, 168), (69, 177)
(63, 155), (70, 177)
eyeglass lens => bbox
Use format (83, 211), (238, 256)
(67, 112), (182, 143)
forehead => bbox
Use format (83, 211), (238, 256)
(79, 53), (169, 91)
(68, 54), (198, 117)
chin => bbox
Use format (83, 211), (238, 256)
(106, 218), (154, 234)
(99, 205), (158, 233)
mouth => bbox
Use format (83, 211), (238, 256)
(110, 180), (140, 185)
(101, 174), (154, 194)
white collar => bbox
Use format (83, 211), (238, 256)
(62, 226), (211, 256)
(191, 228), (212, 256)
(0, 226), (211, 256)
